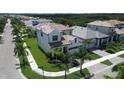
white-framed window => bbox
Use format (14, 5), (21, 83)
(52, 35), (58, 41)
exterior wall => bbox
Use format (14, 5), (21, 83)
(48, 29), (61, 43)
(85, 38), (97, 48)
(31, 30), (37, 36)
(119, 34), (124, 40)
(67, 38), (82, 53)
(61, 30), (72, 35)
(37, 30), (51, 53)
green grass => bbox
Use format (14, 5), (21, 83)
(25, 37), (66, 72)
(25, 37), (102, 72)
(112, 62), (124, 79)
(89, 52), (101, 60)
(119, 54), (124, 58)
(101, 60), (113, 66)
(19, 54), (91, 79)
(82, 68), (90, 77)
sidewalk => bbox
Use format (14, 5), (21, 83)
(24, 42), (124, 77)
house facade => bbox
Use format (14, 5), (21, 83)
(32, 19), (124, 54)
(86, 20), (124, 48)
(36, 23), (82, 53)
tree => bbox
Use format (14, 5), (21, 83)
(76, 48), (91, 76)
(49, 48), (63, 60)
(62, 53), (72, 79)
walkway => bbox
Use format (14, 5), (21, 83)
(0, 19), (25, 79)
(24, 42), (124, 77)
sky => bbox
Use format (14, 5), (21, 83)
(0, 0), (123, 13)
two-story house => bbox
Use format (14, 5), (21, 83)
(36, 23), (82, 53)
(87, 20), (117, 48)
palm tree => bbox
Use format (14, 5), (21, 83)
(49, 48), (63, 60)
(62, 53), (72, 79)
(76, 48), (91, 76)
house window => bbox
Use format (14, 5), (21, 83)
(52, 35), (58, 41)
(96, 27), (98, 30)
(75, 38), (77, 43)
(63, 32), (66, 35)
(41, 32), (43, 37)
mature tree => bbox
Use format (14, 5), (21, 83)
(75, 48), (91, 76)
(62, 53), (72, 79)
(49, 48), (63, 60)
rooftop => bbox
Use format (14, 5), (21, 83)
(115, 28), (124, 35)
(36, 23), (72, 34)
(62, 35), (76, 45)
(72, 26), (108, 39)
(49, 35), (76, 48)
(88, 20), (114, 27)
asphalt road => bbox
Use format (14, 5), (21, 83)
(0, 19), (23, 79)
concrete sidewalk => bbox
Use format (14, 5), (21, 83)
(24, 42), (124, 77)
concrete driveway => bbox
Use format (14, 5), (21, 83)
(0, 19), (24, 79)
(89, 50), (124, 79)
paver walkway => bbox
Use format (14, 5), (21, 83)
(24, 42), (124, 77)
(0, 19), (25, 79)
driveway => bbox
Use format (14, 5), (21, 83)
(89, 50), (124, 79)
(93, 50), (124, 64)
(0, 19), (24, 79)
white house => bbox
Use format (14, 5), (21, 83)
(86, 20), (121, 48)
(34, 19), (124, 54)
(36, 23), (82, 53)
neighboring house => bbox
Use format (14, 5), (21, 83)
(72, 26), (97, 48)
(36, 23), (82, 53)
(86, 20), (124, 48)
(22, 18), (52, 36)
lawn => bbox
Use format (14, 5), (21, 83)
(25, 37), (101, 72)
(81, 68), (90, 77)
(18, 38), (92, 79)
(101, 60), (113, 66)
(88, 52), (101, 60)
(119, 54), (124, 58)
(25, 37), (66, 72)
(19, 54), (91, 79)
(112, 62), (124, 79)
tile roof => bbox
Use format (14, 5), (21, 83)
(72, 26), (108, 39)
(88, 20), (114, 27)
(36, 23), (72, 34)
(115, 28), (124, 35)
(62, 35), (76, 45)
